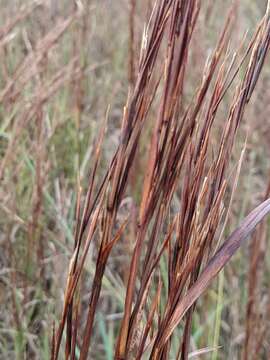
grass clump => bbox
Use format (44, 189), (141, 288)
(1, 1), (270, 359)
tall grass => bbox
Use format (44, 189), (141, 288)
(1, 1), (270, 359)
(51, 1), (270, 359)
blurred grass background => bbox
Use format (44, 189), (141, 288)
(0, 0), (269, 359)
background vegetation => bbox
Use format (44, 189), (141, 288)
(0, 0), (270, 359)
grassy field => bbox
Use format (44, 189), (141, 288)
(0, 1), (270, 359)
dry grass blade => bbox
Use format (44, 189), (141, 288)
(79, 219), (129, 360)
(153, 198), (270, 354)
(188, 346), (222, 359)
